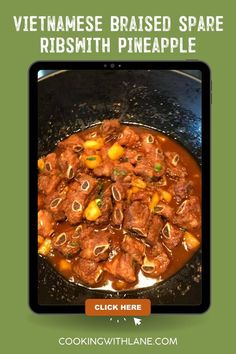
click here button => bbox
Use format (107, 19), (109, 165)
(85, 299), (151, 316)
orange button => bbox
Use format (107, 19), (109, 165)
(85, 299), (151, 316)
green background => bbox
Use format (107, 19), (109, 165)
(1, 0), (235, 353)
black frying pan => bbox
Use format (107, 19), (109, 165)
(37, 69), (202, 306)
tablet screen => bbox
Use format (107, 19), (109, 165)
(29, 61), (210, 314)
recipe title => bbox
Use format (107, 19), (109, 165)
(13, 15), (224, 54)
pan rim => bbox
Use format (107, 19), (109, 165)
(38, 68), (202, 83)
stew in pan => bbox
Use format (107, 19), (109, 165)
(38, 119), (201, 291)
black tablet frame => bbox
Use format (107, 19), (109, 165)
(29, 61), (211, 314)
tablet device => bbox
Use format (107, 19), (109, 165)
(29, 61), (210, 314)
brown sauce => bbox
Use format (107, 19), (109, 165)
(38, 121), (201, 291)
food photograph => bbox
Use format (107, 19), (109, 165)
(31, 62), (210, 312)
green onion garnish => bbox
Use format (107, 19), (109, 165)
(86, 156), (96, 161)
(154, 163), (162, 172)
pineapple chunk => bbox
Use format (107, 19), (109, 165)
(85, 155), (102, 169)
(149, 192), (160, 212)
(83, 137), (104, 150)
(184, 232), (200, 250)
(84, 200), (102, 221)
(108, 142), (124, 160)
